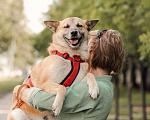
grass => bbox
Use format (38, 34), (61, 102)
(109, 84), (150, 120)
(0, 76), (23, 93)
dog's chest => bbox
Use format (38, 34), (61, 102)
(48, 55), (88, 84)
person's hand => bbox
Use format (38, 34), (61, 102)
(13, 85), (21, 97)
(12, 85), (21, 103)
(12, 85), (30, 103)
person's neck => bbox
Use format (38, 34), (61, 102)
(91, 68), (109, 77)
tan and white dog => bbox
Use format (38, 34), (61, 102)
(8, 17), (99, 120)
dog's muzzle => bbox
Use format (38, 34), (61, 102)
(64, 31), (84, 47)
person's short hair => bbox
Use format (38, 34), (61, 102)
(88, 29), (124, 74)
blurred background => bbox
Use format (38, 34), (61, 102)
(0, 0), (150, 119)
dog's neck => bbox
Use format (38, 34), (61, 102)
(48, 43), (89, 60)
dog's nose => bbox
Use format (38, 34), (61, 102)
(71, 31), (78, 36)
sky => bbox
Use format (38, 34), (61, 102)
(23, 0), (53, 34)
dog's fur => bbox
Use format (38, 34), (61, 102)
(8, 17), (99, 120)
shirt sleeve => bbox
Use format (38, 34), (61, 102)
(27, 82), (101, 113)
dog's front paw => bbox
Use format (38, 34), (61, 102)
(89, 85), (99, 100)
(52, 101), (63, 116)
(87, 73), (99, 100)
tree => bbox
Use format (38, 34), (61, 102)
(138, 32), (150, 61)
(34, 0), (150, 87)
(138, 0), (150, 62)
(33, 28), (52, 57)
(0, 0), (35, 68)
(35, 0), (150, 61)
(0, 0), (12, 52)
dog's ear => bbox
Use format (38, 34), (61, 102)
(85, 20), (99, 31)
(44, 21), (60, 32)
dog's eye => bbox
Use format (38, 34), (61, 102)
(64, 24), (70, 28)
(77, 24), (83, 27)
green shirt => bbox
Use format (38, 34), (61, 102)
(27, 75), (113, 120)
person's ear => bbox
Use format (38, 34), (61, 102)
(44, 21), (60, 32)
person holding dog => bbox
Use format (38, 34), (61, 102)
(13, 29), (124, 120)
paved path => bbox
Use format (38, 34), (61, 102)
(0, 91), (13, 120)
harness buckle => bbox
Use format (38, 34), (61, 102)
(62, 53), (69, 59)
(73, 56), (81, 62)
(55, 51), (58, 55)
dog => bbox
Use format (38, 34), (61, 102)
(8, 17), (99, 120)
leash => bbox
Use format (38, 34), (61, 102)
(12, 84), (30, 110)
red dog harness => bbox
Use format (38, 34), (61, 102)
(29, 50), (85, 87)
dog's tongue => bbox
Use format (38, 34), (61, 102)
(70, 40), (78, 44)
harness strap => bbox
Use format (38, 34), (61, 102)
(52, 50), (82, 87)
(52, 50), (85, 63)
(60, 61), (80, 87)
(28, 76), (34, 87)
(12, 84), (30, 110)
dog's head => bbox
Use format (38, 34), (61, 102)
(44, 17), (99, 49)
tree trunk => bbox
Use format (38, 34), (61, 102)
(126, 58), (133, 120)
(123, 65), (127, 86)
(140, 63), (148, 120)
(113, 75), (119, 120)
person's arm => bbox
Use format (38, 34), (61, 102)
(15, 82), (101, 113)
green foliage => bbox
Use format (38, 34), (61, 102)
(0, 0), (35, 68)
(34, 0), (150, 67)
(141, 0), (150, 8)
(34, 28), (52, 57)
(0, 0), (12, 52)
(138, 31), (150, 61)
